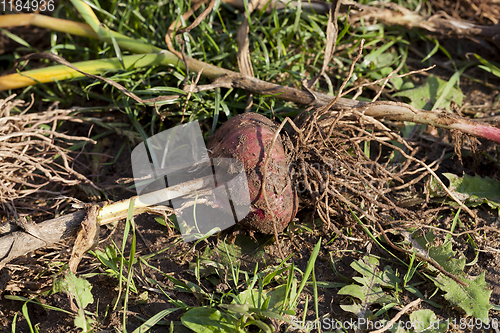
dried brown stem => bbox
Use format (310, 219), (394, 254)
(190, 74), (500, 144)
(347, 1), (500, 46)
(369, 299), (422, 333)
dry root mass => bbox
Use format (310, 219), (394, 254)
(0, 95), (95, 218)
(288, 105), (435, 239)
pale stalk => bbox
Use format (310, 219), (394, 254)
(97, 175), (214, 225)
(0, 14), (98, 38)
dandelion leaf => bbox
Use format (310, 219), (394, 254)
(435, 272), (492, 321)
(409, 309), (448, 332)
(413, 230), (465, 275)
(430, 173), (500, 213)
(393, 75), (463, 111)
(181, 307), (242, 333)
(412, 231), (492, 320)
(339, 256), (399, 315)
(351, 256), (400, 289)
(53, 272), (94, 331)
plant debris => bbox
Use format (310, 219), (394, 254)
(0, 95), (97, 217)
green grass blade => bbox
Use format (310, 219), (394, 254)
(114, 197), (135, 311)
(474, 53), (500, 78)
(10, 311), (18, 333)
(0, 28), (31, 48)
(21, 302), (35, 333)
(70, 0), (102, 32)
(431, 66), (466, 110)
(293, 237), (321, 307)
(131, 308), (181, 333)
(4, 295), (74, 315)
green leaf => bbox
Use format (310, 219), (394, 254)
(431, 68), (465, 111)
(53, 271), (94, 331)
(413, 231), (465, 275)
(53, 272), (94, 309)
(181, 307), (243, 333)
(405, 285), (442, 308)
(430, 173), (500, 213)
(473, 54), (500, 78)
(393, 75), (464, 111)
(351, 256), (400, 289)
(412, 230), (492, 320)
(339, 302), (363, 315)
(409, 309), (447, 332)
(232, 289), (267, 309)
(0, 28), (31, 48)
(264, 285), (294, 313)
(131, 308), (181, 333)
(435, 272), (492, 321)
(293, 237), (322, 307)
(338, 256), (399, 316)
(74, 314), (95, 332)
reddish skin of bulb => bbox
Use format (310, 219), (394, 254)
(208, 113), (298, 234)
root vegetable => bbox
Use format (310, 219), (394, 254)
(208, 113), (298, 234)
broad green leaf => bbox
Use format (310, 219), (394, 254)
(431, 173), (500, 213)
(74, 315), (95, 332)
(53, 272), (94, 331)
(339, 284), (371, 301)
(338, 284), (388, 315)
(181, 307), (243, 333)
(266, 285), (294, 312)
(351, 256), (400, 289)
(53, 272), (94, 309)
(412, 230), (492, 320)
(393, 75), (463, 111)
(339, 302), (363, 315)
(435, 272), (492, 321)
(413, 231), (465, 275)
(409, 309), (447, 332)
(232, 289), (267, 309)
(339, 256), (399, 316)
(219, 303), (252, 317)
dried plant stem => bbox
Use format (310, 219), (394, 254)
(369, 299), (422, 333)
(0, 174), (215, 268)
(347, 1), (500, 44)
(97, 175), (214, 225)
